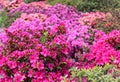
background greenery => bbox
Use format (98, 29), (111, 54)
(24, 0), (44, 3)
(47, 0), (120, 12)
(0, 10), (20, 28)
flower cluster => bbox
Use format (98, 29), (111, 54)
(0, 0), (24, 9)
(20, 13), (46, 22)
(85, 30), (120, 65)
(92, 12), (120, 33)
(79, 12), (106, 26)
(9, 1), (50, 15)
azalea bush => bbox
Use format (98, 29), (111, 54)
(0, 0), (50, 28)
(0, 19), (75, 81)
(79, 11), (120, 33)
(0, 3), (96, 81)
(0, 0), (50, 16)
(10, 4), (95, 54)
(92, 10), (120, 33)
(84, 30), (120, 66)
(0, 0), (24, 9)
(0, 1), (120, 82)
(0, 10), (95, 81)
(9, 1), (50, 15)
(78, 12), (106, 26)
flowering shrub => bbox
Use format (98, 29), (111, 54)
(0, 0), (49, 28)
(84, 30), (120, 66)
(0, 0), (24, 9)
(78, 12), (106, 26)
(0, 21), (75, 81)
(1, 1), (120, 81)
(20, 13), (46, 22)
(0, 3), (97, 81)
(9, 1), (50, 15)
(10, 4), (95, 54)
(39, 4), (95, 53)
(0, 0), (50, 15)
(93, 11), (120, 33)
(79, 11), (120, 33)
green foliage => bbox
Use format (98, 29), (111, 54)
(24, 0), (41, 3)
(47, 0), (79, 7)
(24, 0), (35, 3)
(0, 10), (20, 28)
(47, 0), (120, 12)
(68, 64), (120, 82)
(40, 31), (48, 44)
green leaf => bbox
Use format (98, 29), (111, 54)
(40, 36), (47, 44)
(43, 31), (48, 37)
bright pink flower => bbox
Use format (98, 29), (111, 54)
(82, 76), (87, 82)
(7, 61), (17, 69)
(29, 54), (38, 63)
(41, 47), (49, 57)
(37, 60), (44, 70)
(47, 63), (54, 70)
(0, 56), (6, 67)
(50, 51), (57, 58)
(34, 71), (45, 79)
(28, 69), (33, 78)
(13, 72), (25, 82)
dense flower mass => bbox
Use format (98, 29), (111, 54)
(9, 1), (50, 15)
(0, 22), (74, 81)
(0, 3), (96, 81)
(0, 0), (119, 82)
(85, 30), (120, 65)
(79, 12), (106, 26)
(0, 0), (23, 9)
(9, 3), (95, 53)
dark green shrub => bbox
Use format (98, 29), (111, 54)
(47, 0), (120, 12)
(47, 0), (79, 7)
(24, 0), (44, 3)
(24, 0), (35, 3)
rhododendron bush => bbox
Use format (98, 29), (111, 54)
(0, 1), (120, 82)
(0, 3), (95, 81)
(0, 0), (50, 11)
(85, 30), (120, 65)
(0, 21), (74, 81)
